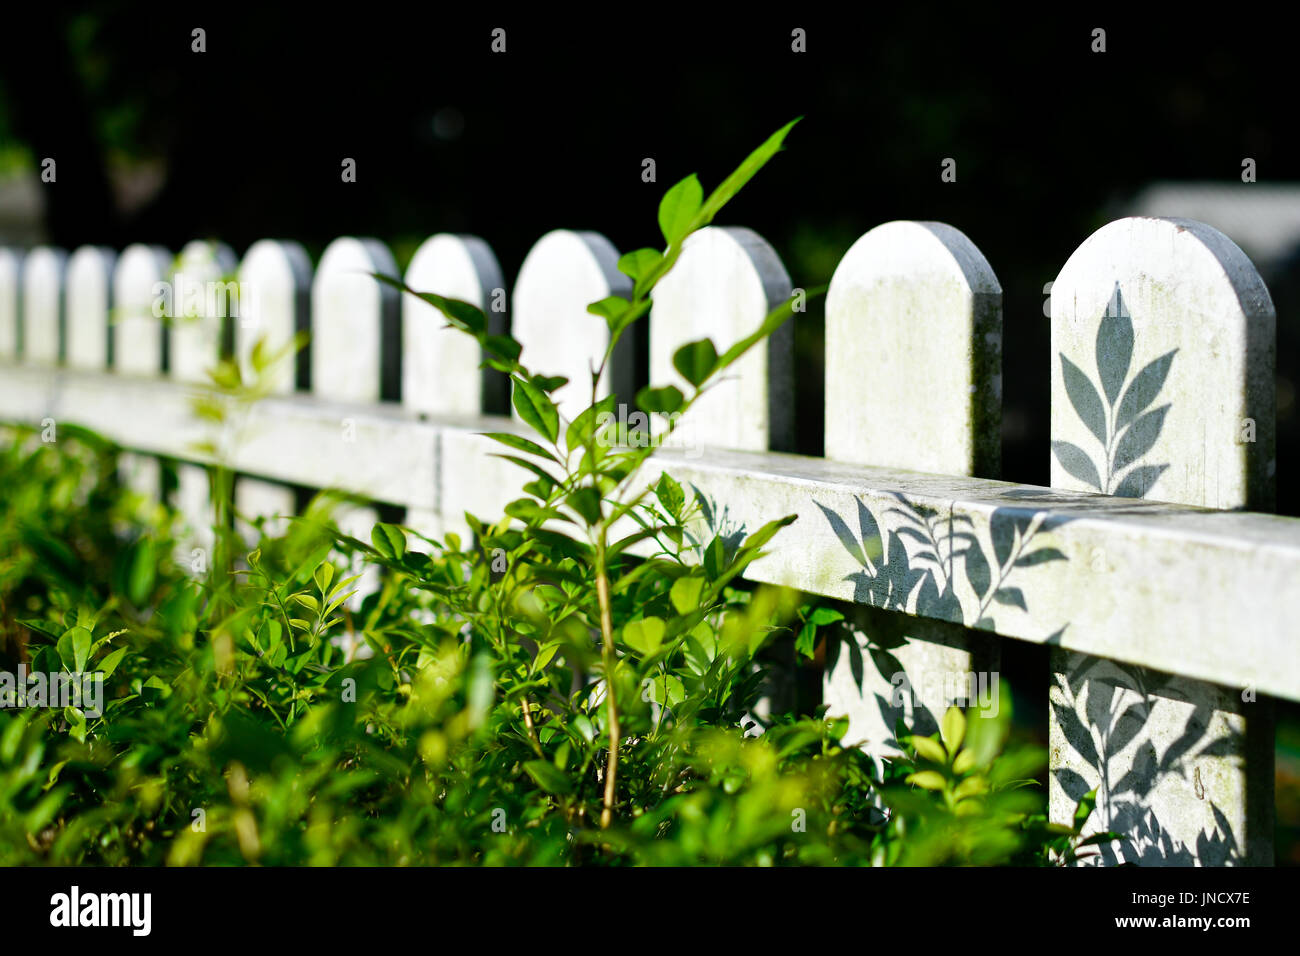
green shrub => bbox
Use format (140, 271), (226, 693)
(0, 122), (1105, 866)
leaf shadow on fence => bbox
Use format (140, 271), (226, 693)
(683, 470), (1250, 865)
(1051, 655), (1249, 865)
(1052, 285), (1178, 499)
(812, 488), (1250, 864)
(817, 491), (1069, 750)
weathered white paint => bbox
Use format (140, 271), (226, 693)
(822, 222), (1002, 760)
(512, 230), (632, 424)
(21, 247), (67, 365)
(826, 221), (1002, 476)
(311, 238), (399, 403)
(171, 240), (238, 383)
(402, 233), (504, 416)
(237, 239), (311, 394)
(112, 244), (172, 376)
(650, 226), (792, 452)
(1048, 216), (1277, 866)
(1050, 217), (1275, 509)
(0, 248), (21, 359)
(66, 247), (116, 370)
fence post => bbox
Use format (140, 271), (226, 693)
(311, 237), (400, 403)
(233, 239), (312, 542)
(402, 234), (506, 544)
(312, 237), (402, 655)
(821, 221), (1003, 756)
(650, 226), (793, 452)
(171, 241), (239, 571)
(112, 244), (172, 502)
(1048, 216), (1276, 865)
(440, 230), (633, 543)
(171, 240), (237, 382)
(21, 247), (67, 366)
(66, 247), (116, 370)
(0, 248), (21, 360)
(510, 229), (634, 423)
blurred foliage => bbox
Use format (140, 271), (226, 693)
(0, 124), (1104, 866)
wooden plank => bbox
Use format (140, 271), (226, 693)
(2, 363), (1298, 705)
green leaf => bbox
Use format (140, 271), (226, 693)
(673, 338), (718, 387)
(655, 473), (685, 519)
(524, 759), (573, 795)
(127, 537), (156, 606)
(314, 561), (335, 595)
(658, 174), (704, 247)
(636, 384), (684, 415)
(371, 275), (486, 335)
(1074, 789), (1098, 831)
(905, 770), (947, 791)
(795, 622), (818, 659)
(587, 295), (631, 330)
(952, 747), (978, 775)
(513, 378), (560, 443)
(97, 647), (127, 680)
(940, 707), (966, 754)
(623, 617), (666, 656)
(57, 627), (93, 673)
(371, 523), (407, 561)
(807, 607), (844, 626)
(694, 118), (801, 229)
(670, 576), (705, 615)
(564, 487), (603, 525)
(481, 431), (560, 463)
(617, 248), (663, 282)
(910, 735), (948, 764)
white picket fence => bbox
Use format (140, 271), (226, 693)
(0, 217), (1294, 866)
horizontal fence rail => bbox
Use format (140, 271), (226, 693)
(0, 216), (1293, 866)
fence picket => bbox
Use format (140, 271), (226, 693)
(650, 226), (793, 452)
(1048, 216), (1276, 865)
(0, 248), (21, 360)
(821, 221), (1003, 760)
(21, 247), (67, 365)
(66, 247), (117, 370)
(112, 244), (171, 502)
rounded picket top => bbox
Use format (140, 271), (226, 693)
(512, 229), (634, 424)
(650, 226), (793, 452)
(66, 246), (118, 370)
(0, 248), (22, 359)
(238, 239), (312, 393)
(312, 237), (401, 403)
(1049, 216), (1275, 510)
(171, 240), (238, 382)
(402, 233), (506, 416)
(113, 244), (173, 375)
(825, 221), (1002, 477)
(21, 246), (68, 365)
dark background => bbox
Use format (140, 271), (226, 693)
(2, 5), (1298, 509)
